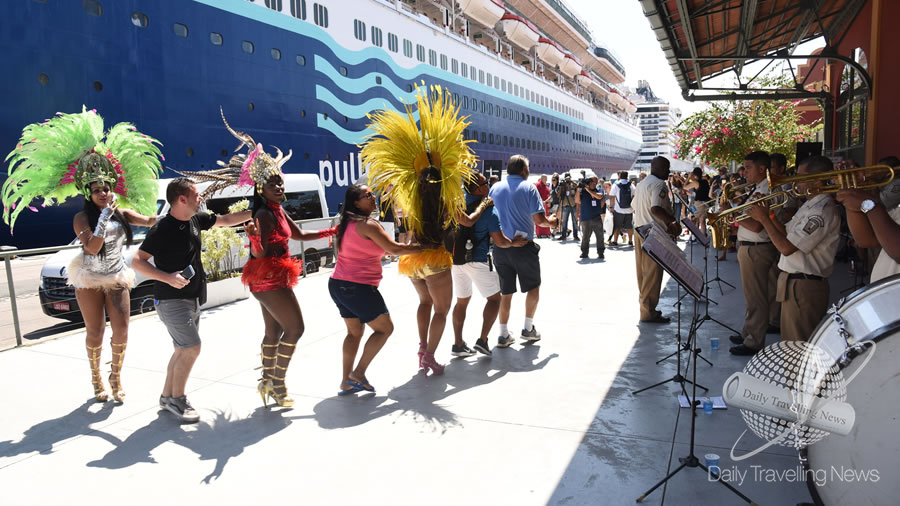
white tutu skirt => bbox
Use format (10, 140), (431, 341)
(66, 256), (135, 291)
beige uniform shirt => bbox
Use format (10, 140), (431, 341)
(870, 206), (900, 283)
(737, 179), (771, 243)
(633, 174), (671, 228)
(778, 194), (840, 277)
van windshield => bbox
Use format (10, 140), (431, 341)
(133, 199), (167, 239)
(203, 191), (323, 222)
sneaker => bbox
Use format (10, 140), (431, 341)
(608, 240), (618, 247)
(497, 333), (515, 348)
(451, 343), (476, 357)
(580, 252), (588, 259)
(159, 395), (169, 410)
(473, 338), (492, 356)
(521, 325), (542, 342)
(597, 251), (605, 260)
(166, 395), (200, 423)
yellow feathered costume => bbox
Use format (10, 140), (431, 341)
(359, 85), (477, 278)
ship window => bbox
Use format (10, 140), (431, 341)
(463, 96), (468, 109)
(242, 41), (254, 53)
(402, 39), (412, 58)
(515, 138), (520, 148)
(416, 44), (425, 63)
(488, 103), (493, 115)
(387, 33), (398, 52)
(313, 3), (328, 27)
(93, 81), (102, 92)
(210, 32), (223, 45)
(300, 110), (306, 117)
(186, 147), (194, 157)
(478, 70), (484, 85)
(353, 20), (366, 42)
(265, 0), (281, 10)
(173, 23), (188, 38)
(489, 133), (493, 144)
(460, 63), (468, 79)
(375, 76), (382, 85)
(452, 93), (459, 106)
(501, 79), (506, 92)
(428, 49), (437, 66)
(480, 101), (485, 113)
(486, 72), (492, 87)
(480, 132), (486, 144)
(83, 0), (102, 16)
(451, 59), (458, 74)
(495, 104), (500, 117)
(440, 54), (447, 71)
(322, 113), (328, 121)
(503, 136), (507, 146)
(513, 84), (518, 96)
(339, 66), (348, 76)
(527, 140), (531, 149)
(407, 84), (413, 93)
(502, 107), (507, 119)
(248, 102), (255, 111)
(38, 73), (49, 85)
(290, 0), (306, 19)
(295, 54), (306, 65)
(371, 26), (383, 47)
(131, 12), (148, 28)
(271, 48), (281, 60)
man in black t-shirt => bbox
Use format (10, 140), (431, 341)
(133, 178), (251, 423)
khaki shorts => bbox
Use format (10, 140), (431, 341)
(452, 262), (501, 299)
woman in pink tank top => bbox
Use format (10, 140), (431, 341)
(329, 184), (423, 395)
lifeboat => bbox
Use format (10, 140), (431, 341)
(578, 71), (608, 97)
(560, 52), (582, 78)
(608, 89), (626, 107)
(499, 13), (540, 50)
(535, 37), (565, 68)
(458, 0), (505, 28)
(625, 101), (637, 114)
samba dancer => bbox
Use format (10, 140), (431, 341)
(2, 107), (163, 402)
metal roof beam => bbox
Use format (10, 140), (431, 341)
(674, 0), (704, 88)
(735, 0), (760, 74)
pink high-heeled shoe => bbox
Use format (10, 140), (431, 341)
(418, 342), (427, 369)
(421, 351), (444, 375)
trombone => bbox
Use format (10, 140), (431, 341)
(707, 192), (788, 250)
(768, 164), (895, 197)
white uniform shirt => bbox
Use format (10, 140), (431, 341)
(609, 181), (634, 214)
(870, 206), (900, 283)
(737, 179), (772, 243)
(778, 194), (840, 277)
(633, 174), (672, 228)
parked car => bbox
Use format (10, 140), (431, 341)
(38, 174), (333, 321)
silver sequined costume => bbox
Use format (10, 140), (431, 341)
(67, 219), (135, 291)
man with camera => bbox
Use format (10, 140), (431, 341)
(575, 175), (606, 259)
(555, 174), (579, 241)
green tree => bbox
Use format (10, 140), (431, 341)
(201, 199), (249, 281)
(673, 75), (823, 167)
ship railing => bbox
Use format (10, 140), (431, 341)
(0, 216), (338, 350)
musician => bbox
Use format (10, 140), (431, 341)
(836, 188), (900, 283)
(729, 151), (780, 356)
(633, 156), (681, 324)
(747, 156), (841, 343)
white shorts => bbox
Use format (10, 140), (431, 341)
(451, 262), (501, 299)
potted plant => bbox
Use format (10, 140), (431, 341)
(200, 199), (250, 309)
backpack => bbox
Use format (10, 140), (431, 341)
(444, 198), (487, 265)
(616, 181), (633, 208)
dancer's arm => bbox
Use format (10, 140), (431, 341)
(285, 214), (337, 242)
(456, 197), (493, 227)
(215, 210), (252, 227)
(73, 211), (107, 255)
(120, 208), (157, 227)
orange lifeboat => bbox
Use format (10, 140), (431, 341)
(499, 13), (540, 50)
(560, 52), (582, 78)
(536, 36), (564, 67)
(458, 0), (505, 28)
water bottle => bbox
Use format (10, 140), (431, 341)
(465, 239), (473, 262)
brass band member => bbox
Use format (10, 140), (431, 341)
(730, 151), (780, 356)
(633, 156), (681, 323)
(747, 156), (841, 342)
(836, 188), (900, 283)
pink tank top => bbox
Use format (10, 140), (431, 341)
(331, 221), (386, 286)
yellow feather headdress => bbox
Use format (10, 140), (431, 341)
(359, 84), (477, 241)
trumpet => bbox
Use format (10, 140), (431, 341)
(700, 179), (756, 212)
(768, 164), (895, 197)
(707, 192), (789, 250)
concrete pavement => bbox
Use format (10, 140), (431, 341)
(0, 234), (851, 505)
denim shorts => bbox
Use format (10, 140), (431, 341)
(328, 278), (389, 324)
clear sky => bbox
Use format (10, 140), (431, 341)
(567, 0), (824, 118)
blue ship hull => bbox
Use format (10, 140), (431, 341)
(1, 0), (640, 249)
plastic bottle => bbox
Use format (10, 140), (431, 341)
(465, 239), (473, 262)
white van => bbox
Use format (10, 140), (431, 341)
(39, 174), (333, 321)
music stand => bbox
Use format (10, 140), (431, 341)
(632, 224), (708, 396)
(692, 223), (740, 338)
(674, 217), (717, 307)
(636, 296), (756, 504)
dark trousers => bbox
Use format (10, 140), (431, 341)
(561, 206), (578, 238)
(581, 216), (605, 255)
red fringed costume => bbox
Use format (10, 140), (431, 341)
(242, 200), (302, 292)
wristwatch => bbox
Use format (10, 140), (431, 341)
(860, 199), (876, 214)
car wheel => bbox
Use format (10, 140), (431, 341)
(131, 286), (155, 315)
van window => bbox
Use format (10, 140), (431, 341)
(204, 197), (247, 219)
(283, 191), (323, 220)
(134, 199), (168, 238)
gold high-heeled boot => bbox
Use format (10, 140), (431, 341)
(257, 342), (277, 404)
(267, 341), (296, 408)
(108, 342), (126, 403)
(86, 344), (108, 402)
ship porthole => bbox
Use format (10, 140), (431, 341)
(339, 66), (348, 77)
(304, 153), (309, 159)
(300, 110), (306, 117)
(93, 81), (103, 92)
(38, 73), (49, 86)
(221, 149), (228, 157)
(375, 76), (382, 85)
(186, 147), (194, 157)
(343, 116), (348, 124)
(248, 102), (255, 111)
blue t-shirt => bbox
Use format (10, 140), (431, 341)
(580, 187), (606, 221)
(466, 192), (501, 263)
(488, 175), (545, 241)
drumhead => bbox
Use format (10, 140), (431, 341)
(805, 326), (898, 505)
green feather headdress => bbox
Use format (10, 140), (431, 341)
(359, 84), (477, 239)
(2, 106), (163, 231)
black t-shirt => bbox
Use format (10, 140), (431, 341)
(139, 212), (217, 302)
(696, 180), (711, 202)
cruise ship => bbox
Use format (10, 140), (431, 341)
(2, 0), (641, 249)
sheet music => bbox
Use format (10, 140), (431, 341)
(681, 218), (710, 246)
(641, 223), (704, 297)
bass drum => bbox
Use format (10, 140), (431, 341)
(804, 274), (900, 505)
